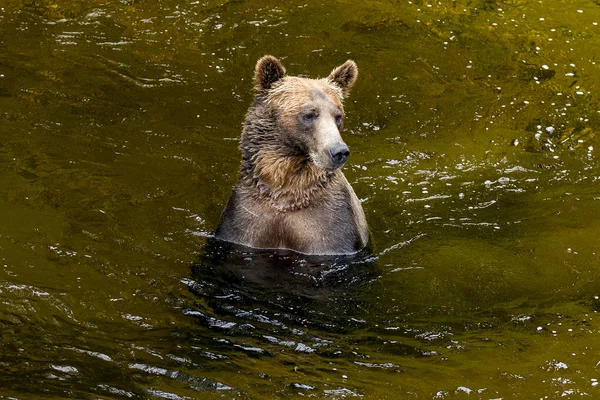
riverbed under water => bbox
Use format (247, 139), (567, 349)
(1, 0), (600, 398)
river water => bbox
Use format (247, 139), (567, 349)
(1, 0), (600, 398)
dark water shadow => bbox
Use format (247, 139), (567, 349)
(186, 238), (379, 338)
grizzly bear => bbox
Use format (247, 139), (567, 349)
(214, 55), (369, 255)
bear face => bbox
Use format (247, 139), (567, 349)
(255, 56), (358, 172)
(214, 56), (368, 255)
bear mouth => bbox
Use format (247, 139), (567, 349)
(310, 148), (349, 171)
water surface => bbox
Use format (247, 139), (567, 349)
(1, 0), (600, 398)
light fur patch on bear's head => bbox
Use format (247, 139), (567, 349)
(266, 77), (344, 120)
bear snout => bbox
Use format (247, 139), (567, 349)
(328, 142), (350, 169)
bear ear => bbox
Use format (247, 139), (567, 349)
(328, 60), (358, 97)
(254, 55), (286, 91)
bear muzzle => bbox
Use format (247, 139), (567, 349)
(328, 142), (350, 169)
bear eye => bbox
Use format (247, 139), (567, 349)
(303, 112), (317, 123)
(335, 114), (343, 126)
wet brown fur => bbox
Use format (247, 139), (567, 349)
(214, 56), (368, 255)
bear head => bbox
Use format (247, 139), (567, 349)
(248, 55), (358, 173)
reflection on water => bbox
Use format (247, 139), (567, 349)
(1, 0), (600, 398)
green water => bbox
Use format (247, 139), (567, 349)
(1, 0), (600, 398)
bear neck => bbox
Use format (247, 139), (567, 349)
(242, 146), (336, 213)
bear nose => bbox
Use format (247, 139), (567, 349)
(329, 143), (350, 168)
